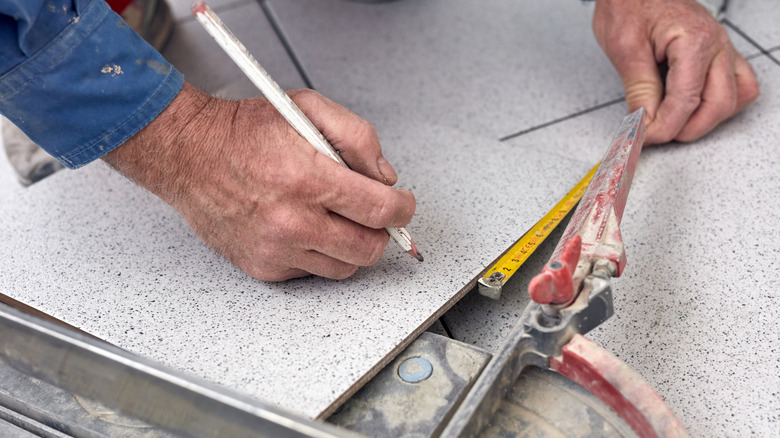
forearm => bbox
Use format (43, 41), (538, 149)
(103, 83), (216, 205)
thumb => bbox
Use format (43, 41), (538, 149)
(611, 45), (664, 133)
(290, 89), (398, 186)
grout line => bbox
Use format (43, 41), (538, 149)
(257, 0), (316, 89)
(722, 19), (780, 66)
(499, 97), (625, 142)
(438, 316), (455, 339)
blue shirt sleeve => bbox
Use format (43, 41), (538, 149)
(0, 0), (183, 169)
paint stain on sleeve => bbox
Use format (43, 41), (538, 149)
(101, 65), (124, 76)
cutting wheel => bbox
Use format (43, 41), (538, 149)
(484, 365), (637, 437)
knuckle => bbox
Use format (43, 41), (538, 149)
(676, 91), (702, 114)
(604, 33), (643, 58)
(290, 88), (323, 110)
(352, 118), (379, 148)
(364, 231), (389, 265)
(366, 197), (395, 228)
(743, 78), (760, 104)
(330, 264), (359, 280)
(646, 126), (676, 146)
(266, 210), (302, 242)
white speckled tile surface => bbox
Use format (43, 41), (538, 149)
(0, 122), (589, 419)
(443, 56), (780, 437)
(726, 0), (780, 51)
(265, 0), (625, 138)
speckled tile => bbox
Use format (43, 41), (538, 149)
(161, 1), (306, 95)
(0, 113), (594, 420)
(265, 0), (625, 139)
(442, 55), (780, 437)
(725, 0), (780, 52)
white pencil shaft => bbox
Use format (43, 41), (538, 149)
(194, 4), (344, 165)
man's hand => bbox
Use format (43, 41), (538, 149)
(104, 83), (416, 281)
(593, 0), (759, 144)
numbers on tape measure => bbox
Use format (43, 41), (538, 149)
(480, 163), (600, 288)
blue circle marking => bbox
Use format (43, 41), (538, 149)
(398, 357), (433, 383)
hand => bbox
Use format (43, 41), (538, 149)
(104, 83), (416, 281)
(593, 0), (759, 144)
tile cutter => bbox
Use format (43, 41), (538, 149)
(437, 108), (689, 437)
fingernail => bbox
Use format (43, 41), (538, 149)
(377, 156), (398, 185)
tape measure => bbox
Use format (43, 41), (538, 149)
(477, 163), (600, 299)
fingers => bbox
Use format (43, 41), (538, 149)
(604, 38), (666, 123)
(650, 46), (759, 144)
(733, 53), (760, 113)
(290, 89), (399, 185)
(287, 250), (361, 280)
(647, 34), (721, 144)
(594, 0), (760, 145)
(673, 50), (737, 142)
(314, 152), (416, 228)
(297, 212), (390, 268)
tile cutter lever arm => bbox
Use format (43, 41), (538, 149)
(443, 109), (687, 437)
(529, 108), (645, 316)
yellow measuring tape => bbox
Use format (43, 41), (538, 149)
(477, 163), (600, 299)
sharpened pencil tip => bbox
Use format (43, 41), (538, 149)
(406, 247), (423, 262)
(405, 238), (423, 262)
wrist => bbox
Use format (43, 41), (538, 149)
(103, 83), (221, 204)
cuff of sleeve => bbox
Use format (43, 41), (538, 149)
(0, 0), (184, 169)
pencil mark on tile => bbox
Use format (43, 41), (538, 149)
(500, 97), (625, 142)
(722, 19), (780, 67)
(258, 0), (315, 89)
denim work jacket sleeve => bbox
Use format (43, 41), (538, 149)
(0, 0), (183, 168)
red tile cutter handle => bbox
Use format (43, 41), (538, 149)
(529, 108), (646, 315)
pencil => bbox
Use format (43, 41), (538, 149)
(192, 2), (423, 262)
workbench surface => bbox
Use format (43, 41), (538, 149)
(1, 1), (778, 436)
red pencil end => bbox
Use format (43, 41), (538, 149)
(191, 1), (207, 15)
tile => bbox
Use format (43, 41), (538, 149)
(266, 0), (625, 139)
(161, 2), (306, 95)
(725, 0), (780, 50)
(725, 25), (761, 58)
(0, 112), (592, 420)
(443, 56), (780, 437)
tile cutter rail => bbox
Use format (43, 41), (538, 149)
(0, 109), (688, 437)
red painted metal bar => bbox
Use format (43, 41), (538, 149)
(550, 335), (689, 438)
(529, 108), (646, 306)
